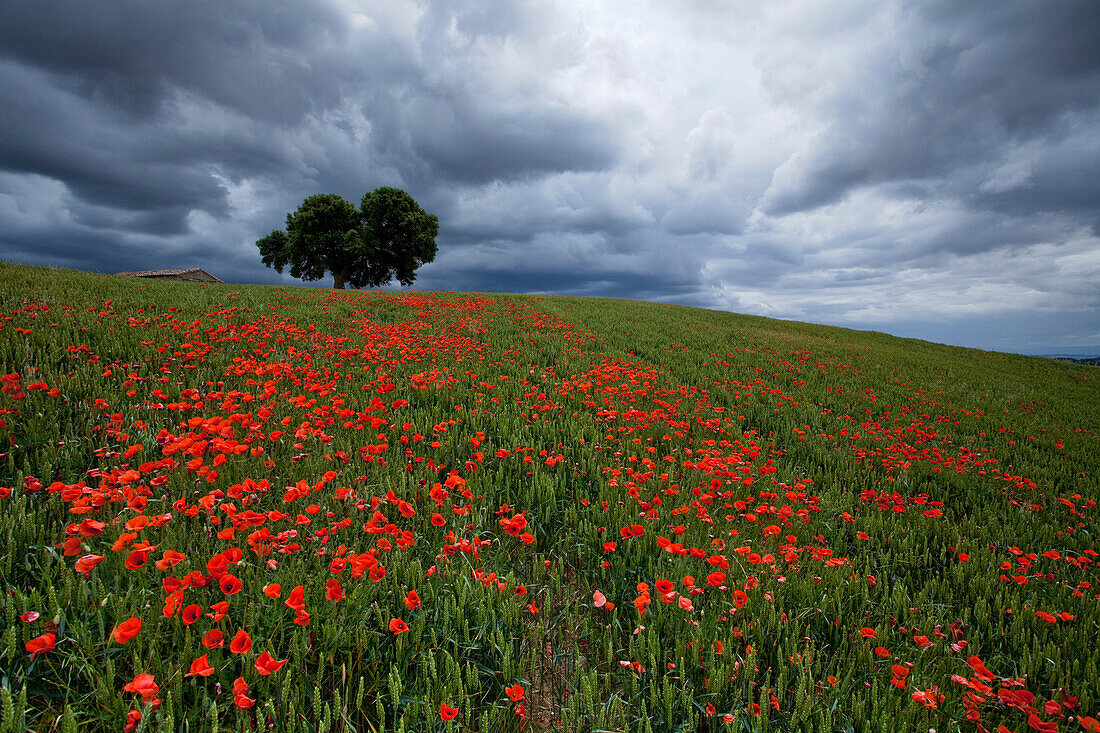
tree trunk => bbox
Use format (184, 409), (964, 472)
(333, 271), (346, 289)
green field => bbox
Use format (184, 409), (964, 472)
(1, 262), (1097, 732)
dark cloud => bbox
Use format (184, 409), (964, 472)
(0, 0), (357, 122)
(407, 95), (620, 184)
(763, 0), (1100, 220)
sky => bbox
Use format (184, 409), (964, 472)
(1, 0), (1098, 355)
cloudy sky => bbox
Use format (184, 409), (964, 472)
(1, 0), (1098, 354)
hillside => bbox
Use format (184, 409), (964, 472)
(1, 262), (1097, 732)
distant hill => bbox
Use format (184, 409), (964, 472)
(1046, 355), (1100, 366)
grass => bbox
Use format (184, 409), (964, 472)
(0, 262), (1097, 732)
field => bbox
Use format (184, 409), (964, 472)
(0, 262), (1097, 732)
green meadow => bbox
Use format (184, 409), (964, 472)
(0, 262), (1097, 732)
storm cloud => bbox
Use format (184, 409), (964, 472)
(1, 0), (1097, 353)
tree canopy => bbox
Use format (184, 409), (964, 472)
(257, 187), (438, 289)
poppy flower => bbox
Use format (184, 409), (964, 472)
(706, 571), (726, 587)
(20, 611), (40, 623)
(77, 519), (105, 536)
(202, 629), (224, 648)
(229, 629), (252, 654)
(25, 632), (55, 658)
(440, 702), (459, 721)
(859, 627), (876, 639)
(325, 579), (344, 602)
(966, 656), (996, 681)
(74, 554), (105, 577)
(206, 601), (228, 622)
(263, 583), (281, 599)
(890, 665), (910, 688)
(113, 617), (142, 644)
(593, 589), (607, 608)
(219, 574), (243, 595)
(232, 677), (254, 709)
(911, 688), (941, 709)
(181, 604), (202, 625)
(123, 673), (159, 703)
(122, 711), (142, 733)
(404, 590), (421, 610)
(285, 585), (305, 612)
(184, 654), (215, 678)
(124, 546), (157, 570)
(505, 684), (525, 701)
(255, 651), (288, 676)
(154, 550), (186, 571)
(389, 617), (409, 635)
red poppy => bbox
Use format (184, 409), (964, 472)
(859, 627), (876, 639)
(440, 702), (459, 721)
(76, 519), (105, 536)
(19, 611), (39, 623)
(325, 579), (344, 602)
(706, 571), (726, 587)
(154, 550), (186, 571)
(113, 617), (142, 644)
(505, 684), (525, 701)
(404, 590), (421, 610)
(184, 654), (215, 678)
(229, 629), (252, 654)
(389, 617), (409, 635)
(206, 554), (228, 578)
(219, 574), (243, 595)
(255, 651), (288, 676)
(285, 585), (305, 612)
(966, 656), (996, 681)
(25, 632), (56, 658)
(124, 546), (157, 570)
(74, 554), (105, 577)
(202, 629), (224, 648)
(263, 583), (281, 599)
(431, 513), (446, 527)
(123, 711), (142, 733)
(233, 677), (254, 709)
(732, 590), (748, 609)
(182, 604), (202, 625)
(123, 673), (159, 703)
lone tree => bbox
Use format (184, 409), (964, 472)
(257, 187), (439, 289)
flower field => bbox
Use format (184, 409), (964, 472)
(1, 262), (1098, 732)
